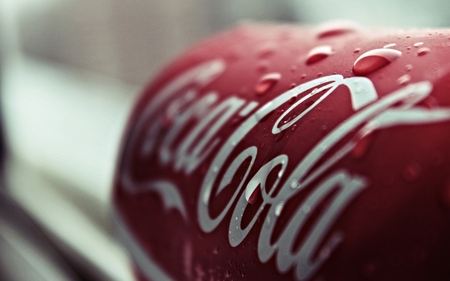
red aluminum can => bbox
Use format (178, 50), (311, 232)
(113, 22), (450, 281)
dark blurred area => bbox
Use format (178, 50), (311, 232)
(0, 0), (449, 280)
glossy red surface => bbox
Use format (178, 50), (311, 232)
(113, 23), (450, 281)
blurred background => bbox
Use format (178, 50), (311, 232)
(0, 0), (449, 280)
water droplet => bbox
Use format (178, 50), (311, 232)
(352, 122), (378, 158)
(213, 166), (219, 173)
(352, 134), (373, 158)
(289, 83), (297, 89)
(277, 170), (283, 178)
(414, 42), (424, 47)
(290, 65), (297, 72)
(245, 183), (260, 204)
(260, 142), (265, 149)
(405, 64), (413, 72)
(213, 247), (220, 254)
(417, 47), (431, 56)
(288, 95), (297, 104)
(401, 162), (421, 182)
(354, 48), (361, 53)
(301, 74), (306, 79)
(275, 202), (285, 216)
(353, 48), (402, 76)
(317, 72), (323, 77)
(255, 73), (281, 95)
(306, 45), (333, 65)
(397, 74), (411, 85)
(275, 130), (285, 142)
(291, 124), (297, 131)
(256, 60), (270, 73)
(406, 35), (411, 38)
(383, 43), (396, 48)
(258, 42), (277, 58)
(290, 179), (298, 189)
(316, 20), (360, 38)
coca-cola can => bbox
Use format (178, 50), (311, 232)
(113, 22), (450, 281)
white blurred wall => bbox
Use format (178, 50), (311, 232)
(15, 0), (299, 84)
(293, 0), (450, 28)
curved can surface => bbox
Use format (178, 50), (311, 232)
(113, 23), (450, 281)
